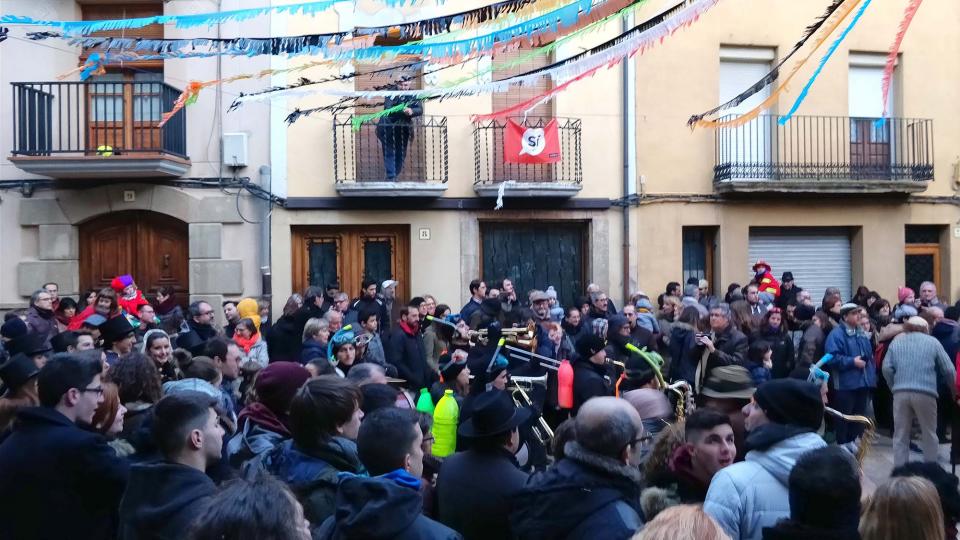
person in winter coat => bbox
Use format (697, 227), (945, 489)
(268, 294), (310, 364)
(435, 390), (530, 539)
(188, 475), (314, 540)
(824, 303), (877, 444)
(387, 305), (435, 391)
(141, 329), (180, 384)
(760, 446), (862, 540)
(932, 306), (960, 361)
(572, 334), (612, 416)
(561, 306), (588, 350)
(316, 407), (460, 540)
(745, 341), (773, 386)
(227, 362), (311, 468)
(300, 317), (330, 365)
(692, 304), (749, 389)
(510, 397), (645, 540)
(423, 307), (454, 372)
(429, 351), (470, 407)
(25, 288), (59, 347)
(0, 353), (130, 540)
(797, 312), (831, 367)
(640, 408), (736, 521)
(252, 376), (366, 529)
(704, 379), (827, 540)
(112, 275), (150, 316)
(752, 260), (781, 300)
(118, 392), (223, 540)
(752, 308), (794, 379)
(623, 304), (659, 351)
(669, 306), (702, 384)
(357, 309), (388, 369)
(882, 316), (956, 466)
(232, 318), (269, 369)
(350, 279), (389, 335)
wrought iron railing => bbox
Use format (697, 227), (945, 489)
(333, 115), (448, 183)
(10, 81), (187, 158)
(714, 114), (933, 182)
(473, 117), (582, 185)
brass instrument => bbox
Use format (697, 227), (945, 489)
(666, 380), (695, 423)
(504, 345), (560, 371)
(824, 407), (876, 465)
(508, 374), (554, 446)
(471, 323), (537, 350)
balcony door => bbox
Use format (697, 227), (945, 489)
(849, 56), (894, 176)
(292, 226), (410, 304)
(86, 71), (165, 154)
(80, 211), (189, 302)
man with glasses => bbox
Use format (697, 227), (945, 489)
(177, 301), (218, 355)
(511, 397), (645, 539)
(695, 304), (748, 378)
(42, 282), (60, 311)
(0, 352), (130, 539)
(26, 288), (60, 347)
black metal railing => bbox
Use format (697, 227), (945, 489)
(473, 117), (582, 185)
(333, 115), (448, 183)
(715, 114), (933, 182)
(10, 81), (187, 158)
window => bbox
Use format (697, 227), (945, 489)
(718, 47), (775, 166)
(682, 227), (717, 289)
(904, 225), (942, 295)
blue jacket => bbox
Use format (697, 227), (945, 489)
(704, 428), (826, 540)
(824, 324), (876, 390)
(0, 407), (130, 540)
(302, 339), (328, 364)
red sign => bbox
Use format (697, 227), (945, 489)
(503, 119), (562, 164)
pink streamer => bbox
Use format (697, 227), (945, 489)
(881, 0), (923, 118)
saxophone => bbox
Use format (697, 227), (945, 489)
(824, 406), (876, 465)
(666, 380), (695, 423)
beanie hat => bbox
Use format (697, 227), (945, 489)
(1, 317), (27, 340)
(438, 352), (467, 381)
(237, 298), (262, 333)
(793, 304), (815, 321)
(897, 286), (914, 304)
(162, 378), (222, 400)
(110, 274), (135, 292)
(545, 286), (558, 300)
(576, 334), (606, 360)
(754, 379), (824, 430)
(255, 362), (311, 415)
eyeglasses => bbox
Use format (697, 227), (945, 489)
(80, 386), (104, 395)
(621, 434), (652, 453)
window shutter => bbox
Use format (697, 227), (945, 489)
(491, 45), (553, 118)
(80, 3), (164, 69)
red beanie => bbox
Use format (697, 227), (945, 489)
(255, 362), (311, 414)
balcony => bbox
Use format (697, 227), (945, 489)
(332, 115), (448, 197)
(714, 115), (933, 194)
(9, 80), (189, 179)
(473, 117), (583, 198)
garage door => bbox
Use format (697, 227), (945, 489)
(749, 228), (852, 302)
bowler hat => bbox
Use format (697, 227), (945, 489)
(700, 365), (756, 400)
(7, 333), (51, 357)
(458, 390), (531, 438)
(99, 316), (135, 344)
(0, 353), (40, 392)
(781, 272), (794, 282)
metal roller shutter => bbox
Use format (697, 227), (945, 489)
(748, 228), (853, 302)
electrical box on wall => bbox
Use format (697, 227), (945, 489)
(222, 133), (249, 168)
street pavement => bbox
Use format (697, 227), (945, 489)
(861, 432), (957, 498)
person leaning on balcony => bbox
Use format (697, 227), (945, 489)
(376, 78), (423, 181)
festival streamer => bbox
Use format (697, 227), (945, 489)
(880, 0), (923, 119)
(234, 0), (715, 106)
(778, 0), (873, 124)
(689, 0), (864, 129)
(686, 0), (848, 126)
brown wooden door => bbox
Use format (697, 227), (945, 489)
(850, 118), (891, 177)
(80, 211), (189, 301)
(292, 225), (410, 303)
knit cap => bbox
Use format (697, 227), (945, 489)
(897, 286), (914, 304)
(255, 362), (310, 415)
(754, 379), (824, 430)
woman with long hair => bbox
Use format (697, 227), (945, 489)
(233, 318), (269, 369)
(423, 304), (453, 372)
(822, 294), (843, 326)
(91, 382), (132, 457)
(728, 300), (756, 336)
(68, 287), (121, 330)
(108, 352), (163, 453)
(141, 329), (180, 384)
(860, 476), (945, 540)
(54, 297), (78, 333)
(752, 307), (794, 378)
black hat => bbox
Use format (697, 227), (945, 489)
(754, 379), (824, 430)
(99, 316), (135, 345)
(575, 334), (606, 360)
(781, 272), (794, 282)
(479, 298), (502, 318)
(7, 333), (52, 357)
(438, 352), (467, 381)
(0, 353), (40, 392)
(326, 282), (340, 291)
(458, 390), (532, 438)
(0, 318), (27, 340)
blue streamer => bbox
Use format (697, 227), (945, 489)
(1, 0), (357, 34)
(778, 0), (873, 125)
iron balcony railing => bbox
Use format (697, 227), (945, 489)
(714, 114), (934, 182)
(473, 117), (582, 185)
(333, 115), (448, 183)
(10, 81), (187, 158)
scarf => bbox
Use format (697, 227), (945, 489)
(233, 333), (260, 354)
(237, 402), (290, 437)
(399, 319), (419, 336)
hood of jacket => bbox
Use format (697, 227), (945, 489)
(262, 437), (365, 488)
(670, 322), (696, 335)
(745, 430), (825, 486)
(932, 320), (959, 340)
(324, 470), (423, 538)
(510, 441), (641, 538)
(120, 462), (215, 534)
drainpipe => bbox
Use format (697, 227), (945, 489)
(259, 165), (272, 298)
(621, 12), (636, 304)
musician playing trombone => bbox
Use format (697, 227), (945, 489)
(572, 334), (613, 416)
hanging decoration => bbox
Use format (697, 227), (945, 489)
(0, 26), (8, 43)
(504, 119), (562, 163)
(0, 1), (383, 35)
(778, 0), (873, 124)
(686, 0), (848, 127)
(880, 0), (923, 119)
(688, 0), (863, 129)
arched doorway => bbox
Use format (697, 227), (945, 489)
(79, 211), (189, 301)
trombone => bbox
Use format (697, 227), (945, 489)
(508, 374), (554, 446)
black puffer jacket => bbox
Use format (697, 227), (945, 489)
(510, 442), (643, 540)
(572, 360), (610, 416)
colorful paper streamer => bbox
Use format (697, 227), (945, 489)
(881, 0), (923, 119)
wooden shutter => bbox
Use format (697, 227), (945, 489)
(492, 45), (553, 118)
(81, 3), (164, 69)
(353, 60), (423, 115)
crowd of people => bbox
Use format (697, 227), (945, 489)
(0, 264), (958, 540)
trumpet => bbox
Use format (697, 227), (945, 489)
(508, 374), (554, 446)
(824, 407), (876, 466)
(471, 323), (537, 348)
